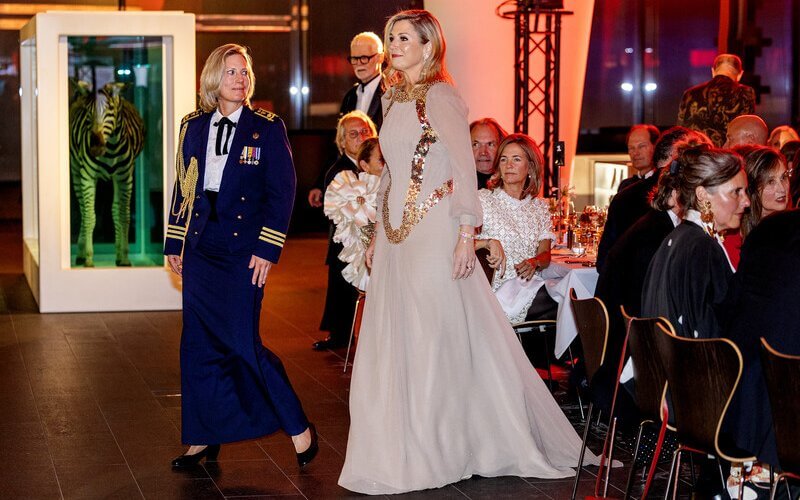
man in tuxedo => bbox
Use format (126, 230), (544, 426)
(677, 53), (756, 147)
(617, 124), (659, 192)
(308, 32), (384, 209)
(340, 31), (384, 131)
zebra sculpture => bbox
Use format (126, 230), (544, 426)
(69, 81), (145, 267)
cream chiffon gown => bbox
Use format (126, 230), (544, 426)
(338, 82), (599, 495)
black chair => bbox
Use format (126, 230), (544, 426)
(569, 288), (612, 500)
(621, 310), (673, 499)
(759, 338), (800, 500)
(654, 325), (756, 500)
(475, 246), (496, 284)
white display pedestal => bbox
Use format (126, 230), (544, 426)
(20, 11), (195, 312)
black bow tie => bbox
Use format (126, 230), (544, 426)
(214, 116), (236, 156)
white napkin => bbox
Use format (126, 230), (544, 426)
(494, 276), (547, 319)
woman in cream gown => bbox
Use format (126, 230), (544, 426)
(338, 10), (599, 495)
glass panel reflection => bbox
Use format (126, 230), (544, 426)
(67, 36), (164, 268)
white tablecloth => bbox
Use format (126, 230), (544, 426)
(540, 253), (599, 358)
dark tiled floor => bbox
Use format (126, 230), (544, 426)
(0, 220), (692, 499)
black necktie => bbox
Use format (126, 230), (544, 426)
(214, 116), (236, 156)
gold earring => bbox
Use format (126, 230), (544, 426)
(700, 199), (714, 224)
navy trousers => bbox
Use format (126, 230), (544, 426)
(180, 220), (308, 444)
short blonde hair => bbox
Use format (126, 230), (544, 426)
(335, 110), (377, 155)
(199, 44), (255, 113)
(383, 10), (452, 94)
(351, 31), (383, 53)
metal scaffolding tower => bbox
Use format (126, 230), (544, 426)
(498, 1), (571, 194)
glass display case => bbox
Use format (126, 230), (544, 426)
(20, 11), (195, 312)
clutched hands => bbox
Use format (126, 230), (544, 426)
(485, 239), (506, 278)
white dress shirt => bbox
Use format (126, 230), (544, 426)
(204, 106), (244, 192)
(356, 76), (381, 115)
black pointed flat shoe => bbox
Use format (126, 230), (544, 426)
(296, 423), (318, 469)
(171, 444), (220, 468)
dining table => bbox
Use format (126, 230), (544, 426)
(540, 247), (599, 358)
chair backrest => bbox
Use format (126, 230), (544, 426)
(760, 338), (800, 472)
(625, 314), (672, 421)
(475, 247), (495, 284)
(569, 288), (608, 383)
(654, 324), (752, 462)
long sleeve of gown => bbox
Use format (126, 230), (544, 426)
(426, 84), (482, 227)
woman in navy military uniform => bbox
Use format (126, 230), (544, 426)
(165, 44), (317, 468)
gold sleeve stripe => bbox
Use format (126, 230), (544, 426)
(261, 227), (286, 239)
(166, 229), (186, 238)
(166, 233), (185, 241)
(259, 235), (285, 247)
(167, 224), (187, 234)
(260, 232), (286, 243)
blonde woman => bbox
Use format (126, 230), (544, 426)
(339, 10), (598, 495)
(165, 44), (317, 469)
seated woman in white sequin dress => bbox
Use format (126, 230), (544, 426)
(476, 133), (558, 324)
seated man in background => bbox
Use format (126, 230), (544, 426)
(470, 118), (508, 189)
(723, 114), (769, 148)
(617, 124), (659, 192)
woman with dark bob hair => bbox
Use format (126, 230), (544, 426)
(642, 145), (749, 339)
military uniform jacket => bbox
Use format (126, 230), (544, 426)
(164, 106), (296, 263)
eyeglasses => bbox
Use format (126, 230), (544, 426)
(347, 53), (378, 65)
(347, 129), (371, 139)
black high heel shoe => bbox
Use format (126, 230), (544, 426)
(171, 444), (220, 468)
(296, 423), (318, 469)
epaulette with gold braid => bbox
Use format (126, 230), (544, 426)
(181, 109), (204, 124)
(254, 108), (278, 122)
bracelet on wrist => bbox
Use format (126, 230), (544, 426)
(459, 231), (475, 240)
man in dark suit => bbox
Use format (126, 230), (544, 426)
(308, 32), (384, 209)
(723, 210), (800, 466)
(617, 124), (658, 192)
(677, 53), (756, 147)
(340, 31), (384, 131)
(312, 111), (377, 351)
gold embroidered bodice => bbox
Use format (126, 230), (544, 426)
(382, 82), (453, 244)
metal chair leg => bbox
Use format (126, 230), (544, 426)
(343, 293), (363, 373)
(664, 448), (680, 500)
(688, 453), (696, 488)
(568, 346), (585, 420)
(542, 328), (555, 392)
(624, 421), (646, 499)
(602, 415), (618, 497)
(671, 450), (683, 500)
(571, 402), (594, 500)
